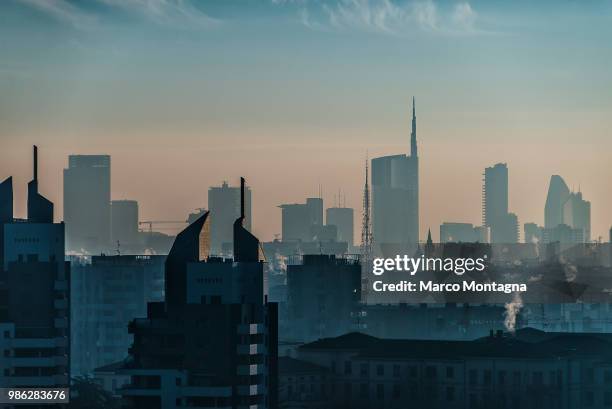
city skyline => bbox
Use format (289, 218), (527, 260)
(0, 140), (607, 244)
(1, 0), (611, 242)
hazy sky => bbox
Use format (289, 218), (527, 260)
(1, 0), (611, 242)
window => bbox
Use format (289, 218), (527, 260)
(426, 366), (437, 379)
(360, 363), (369, 377)
(446, 366), (454, 379)
(392, 384), (401, 399)
(512, 371), (521, 386)
(584, 391), (594, 407)
(446, 386), (455, 402)
(483, 370), (492, 386)
(376, 364), (384, 376)
(605, 392), (612, 407)
(360, 383), (368, 398)
(344, 383), (351, 397)
(469, 369), (478, 386)
(605, 371), (612, 384)
(393, 364), (400, 378)
(376, 384), (384, 399)
(344, 361), (352, 375)
(586, 368), (595, 383)
(532, 371), (543, 386)
(498, 370), (506, 386)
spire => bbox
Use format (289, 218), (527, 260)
(427, 228), (432, 245)
(410, 97), (417, 157)
(360, 154), (373, 302)
(33, 145), (38, 183)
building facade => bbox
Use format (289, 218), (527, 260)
(482, 163), (519, 244)
(63, 154), (111, 254)
(0, 147), (70, 395)
(371, 98), (419, 253)
(71, 254), (165, 377)
(208, 181), (252, 255)
(121, 178), (277, 409)
(286, 255), (361, 342)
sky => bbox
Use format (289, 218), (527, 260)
(0, 0), (611, 242)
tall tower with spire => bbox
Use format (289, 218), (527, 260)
(411, 96), (417, 157)
(371, 97), (420, 250)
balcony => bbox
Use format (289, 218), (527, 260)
(237, 344), (266, 355)
(237, 384), (265, 396)
(237, 364), (266, 376)
(237, 324), (265, 335)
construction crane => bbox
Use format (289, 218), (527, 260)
(138, 221), (187, 234)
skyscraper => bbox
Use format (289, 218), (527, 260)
(0, 147), (70, 394)
(111, 199), (140, 249)
(122, 178), (277, 409)
(279, 197), (323, 242)
(563, 191), (591, 242)
(371, 98), (419, 252)
(543, 175), (590, 243)
(208, 181), (252, 255)
(63, 155), (111, 253)
(544, 175), (570, 229)
(482, 163), (518, 243)
(326, 206), (354, 248)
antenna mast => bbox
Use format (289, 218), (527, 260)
(360, 155), (373, 303)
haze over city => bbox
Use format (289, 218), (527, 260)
(1, 0), (611, 241)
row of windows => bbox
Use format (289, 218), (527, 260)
(338, 361), (569, 387)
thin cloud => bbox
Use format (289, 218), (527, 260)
(97, 0), (220, 29)
(15, 0), (96, 29)
(14, 0), (219, 30)
(275, 0), (489, 37)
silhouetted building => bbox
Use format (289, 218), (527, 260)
(326, 207), (354, 248)
(542, 175), (590, 244)
(563, 191), (591, 242)
(208, 181), (251, 255)
(286, 254), (361, 342)
(545, 175), (570, 229)
(372, 98), (419, 251)
(542, 224), (584, 245)
(111, 200), (140, 250)
(64, 154), (111, 253)
(71, 255), (165, 377)
(279, 356), (330, 409)
(440, 222), (487, 243)
(122, 178), (277, 409)
(0, 147), (70, 392)
(296, 329), (612, 409)
(482, 163), (518, 243)
(279, 198), (323, 242)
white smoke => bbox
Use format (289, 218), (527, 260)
(504, 292), (523, 333)
(559, 256), (577, 282)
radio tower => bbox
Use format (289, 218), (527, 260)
(360, 156), (373, 304)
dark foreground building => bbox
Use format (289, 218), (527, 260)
(0, 147), (70, 400)
(121, 178), (278, 409)
(293, 329), (612, 409)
